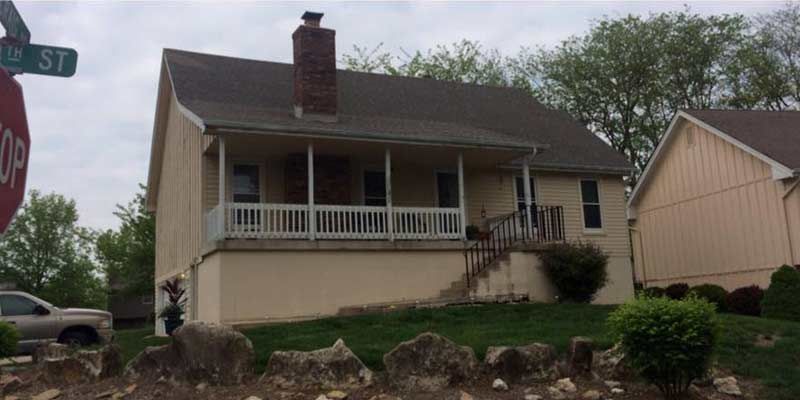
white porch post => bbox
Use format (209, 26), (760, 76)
(308, 143), (316, 240)
(457, 152), (466, 240)
(385, 148), (394, 241)
(522, 156), (533, 239)
(218, 135), (226, 238)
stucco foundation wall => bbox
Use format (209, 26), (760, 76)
(211, 250), (465, 324)
(472, 251), (633, 305)
(196, 253), (222, 324)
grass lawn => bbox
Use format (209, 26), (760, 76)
(115, 303), (800, 399)
(115, 325), (170, 365)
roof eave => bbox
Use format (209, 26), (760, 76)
(203, 118), (547, 153)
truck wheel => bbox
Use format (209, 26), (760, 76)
(59, 330), (91, 348)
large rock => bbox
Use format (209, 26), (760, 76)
(383, 332), (478, 392)
(595, 344), (632, 380)
(171, 322), (255, 385)
(124, 345), (177, 380)
(124, 322), (255, 386)
(567, 337), (593, 375)
(39, 344), (123, 385)
(714, 377), (742, 396)
(261, 338), (373, 389)
(483, 343), (559, 383)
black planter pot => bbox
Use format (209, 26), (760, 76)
(164, 318), (184, 336)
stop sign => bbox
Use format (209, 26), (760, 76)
(0, 68), (30, 235)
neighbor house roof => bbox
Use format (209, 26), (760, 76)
(161, 48), (632, 173)
(628, 109), (800, 214)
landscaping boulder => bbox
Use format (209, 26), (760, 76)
(124, 345), (177, 380)
(567, 337), (593, 375)
(125, 322), (255, 386)
(39, 344), (123, 385)
(383, 332), (478, 391)
(594, 344), (632, 379)
(32, 343), (69, 364)
(171, 322), (255, 385)
(713, 376), (742, 396)
(262, 338), (373, 389)
(483, 343), (559, 383)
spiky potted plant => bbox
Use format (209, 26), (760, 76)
(158, 278), (186, 336)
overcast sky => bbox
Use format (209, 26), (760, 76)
(11, 1), (783, 230)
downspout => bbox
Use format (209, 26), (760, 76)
(781, 177), (800, 264)
(628, 226), (647, 288)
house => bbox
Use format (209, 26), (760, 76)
(145, 12), (634, 333)
(628, 109), (800, 290)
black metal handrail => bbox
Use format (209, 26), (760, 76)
(463, 205), (565, 288)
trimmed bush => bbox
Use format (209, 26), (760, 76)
(0, 322), (19, 358)
(640, 286), (666, 298)
(540, 241), (609, 303)
(664, 283), (690, 300)
(725, 285), (764, 317)
(762, 265), (800, 321)
(689, 284), (728, 312)
(608, 296), (719, 400)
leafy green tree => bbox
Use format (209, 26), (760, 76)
(343, 40), (515, 86)
(0, 190), (106, 309)
(529, 11), (747, 184)
(96, 185), (155, 298)
(727, 3), (800, 110)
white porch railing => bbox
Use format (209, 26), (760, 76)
(206, 202), (463, 241)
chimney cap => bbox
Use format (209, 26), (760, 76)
(301, 11), (324, 24)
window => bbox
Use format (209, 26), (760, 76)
(436, 172), (459, 208)
(363, 170), (386, 206)
(515, 176), (537, 226)
(580, 179), (602, 229)
(0, 295), (38, 316)
(232, 164), (260, 203)
(141, 294), (154, 305)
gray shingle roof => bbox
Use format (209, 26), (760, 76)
(164, 48), (632, 173)
(684, 109), (800, 170)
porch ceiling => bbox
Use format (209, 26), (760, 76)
(205, 132), (528, 168)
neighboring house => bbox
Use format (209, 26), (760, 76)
(145, 12), (634, 333)
(628, 109), (800, 290)
(107, 275), (153, 329)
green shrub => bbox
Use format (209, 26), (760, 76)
(640, 286), (666, 298)
(689, 284), (728, 312)
(540, 241), (609, 303)
(608, 296), (719, 400)
(0, 322), (20, 358)
(664, 283), (690, 300)
(725, 285), (764, 316)
(762, 265), (800, 321)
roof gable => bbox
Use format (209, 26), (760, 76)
(628, 110), (797, 216)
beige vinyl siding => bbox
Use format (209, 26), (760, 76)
(466, 169), (516, 226)
(536, 172), (631, 257)
(631, 119), (795, 289)
(154, 93), (212, 281)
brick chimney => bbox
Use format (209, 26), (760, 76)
(293, 11), (337, 121)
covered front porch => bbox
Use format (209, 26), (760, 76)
(203, 132), (539, 242)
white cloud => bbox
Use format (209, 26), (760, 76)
(9, 0), (783, 230)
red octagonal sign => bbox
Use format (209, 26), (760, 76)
(0, 68), (30, 235)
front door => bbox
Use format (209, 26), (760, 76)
(436, 172), (459, 208)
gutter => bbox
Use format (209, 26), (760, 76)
(204, 119), (548, 153)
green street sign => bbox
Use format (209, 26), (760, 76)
(0, 43), (77, 77)
(0, 1), (30, 43)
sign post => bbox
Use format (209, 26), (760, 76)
(0, 67), (30, 235)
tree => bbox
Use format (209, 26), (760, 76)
(727, 3), (800, 110)
(96, 185), (155, 298)
(343, 40), (515, 87)
(0, 190), (106, 309)
(529, 11), (748, 184)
